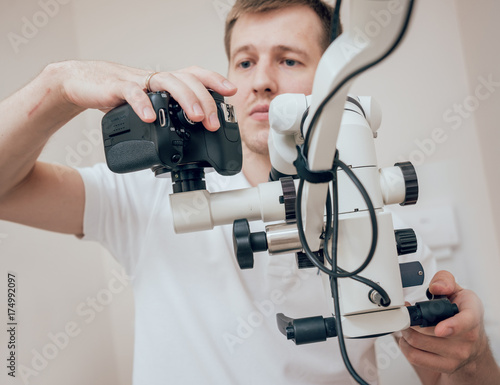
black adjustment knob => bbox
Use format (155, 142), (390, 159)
(395, 228), (418, 255)
(395, 161), (418, 205)
(296, 249), (324, 269)
(232, 219), (268, 269)
(280, 177), (297, 223)
(177, 109), (197, 129)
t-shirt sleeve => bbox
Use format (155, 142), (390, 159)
(77, 163), (164, 274)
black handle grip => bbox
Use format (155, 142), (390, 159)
(407, 298), (459, 328)
(276, 313), (337, 345)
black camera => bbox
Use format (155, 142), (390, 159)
(102, 90), (242, 192)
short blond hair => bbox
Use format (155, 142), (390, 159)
(224, 0), (341, 59)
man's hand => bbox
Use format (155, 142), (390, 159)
(0, 60), (238, 234)
(399, 270), (500, 384)
(50, 60), (237, 131)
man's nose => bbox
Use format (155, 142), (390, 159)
(252, 62), (277, 95)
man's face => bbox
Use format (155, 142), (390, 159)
(227, 5), (324, 156)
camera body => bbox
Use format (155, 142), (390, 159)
(102, 91), (242, 180)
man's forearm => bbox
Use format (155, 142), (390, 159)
(0, 63), (83, 199)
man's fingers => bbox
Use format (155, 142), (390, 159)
(58, 61), (235, 131)
(402, 328), (448, 354)
(120, 66), (236, 130)
(180, 66), (237, 96)
(429, 270), (462, 297)
(434, 294), (483, 338)
(173, 67), (237, 131)
(147, 72), (206, 117)
(120, 82), (156, 123)
(147, 69), (236, 131)
(410, 325), (436, 336)
(399, 332), (460, 374)
(173, 72), (223, 131)
(172, 67), (237, 131)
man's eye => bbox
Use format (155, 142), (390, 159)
(284, 59), (297, 67)
(239, 61), (252, 69)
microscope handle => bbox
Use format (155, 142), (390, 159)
(407, 298), (459, 328)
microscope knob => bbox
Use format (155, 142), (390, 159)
(232, 219), (268, 269)
(395, 161), (418, 205)
(280, 177), (297, 223)
(395, 228), (418, 255)
(296, 250), (325, 269)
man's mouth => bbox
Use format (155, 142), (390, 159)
(249, 104), (269, 121)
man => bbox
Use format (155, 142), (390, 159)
(0, 0), (498, 384)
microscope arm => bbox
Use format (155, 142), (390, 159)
(297, 0), (415, 251)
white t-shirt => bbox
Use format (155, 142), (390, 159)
(78, 164), (435, 385)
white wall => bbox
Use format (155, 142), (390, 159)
(0, 1), (498, 385)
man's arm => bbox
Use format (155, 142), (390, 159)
(0, 63), (87, 235)
(0, 61), (237, 236)
(399, 271), (500, 385)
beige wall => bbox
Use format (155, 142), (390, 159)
(455, 0), (500, 253)
(453, 0), (500, 358)
(0, 1), (498, 384)
(350, 2), (500, 380)
(0, 1), (134, 385)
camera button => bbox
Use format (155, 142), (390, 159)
(159, 109), (167, 127)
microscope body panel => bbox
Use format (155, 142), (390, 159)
(332, 211), (405, 317)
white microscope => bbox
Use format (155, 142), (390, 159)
(168, 1), (458, 383)
(103, 1), (460, 383)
